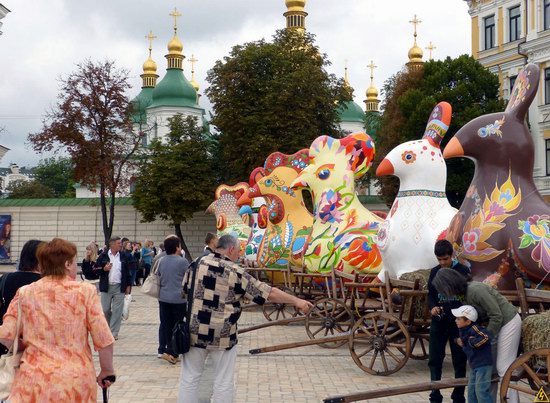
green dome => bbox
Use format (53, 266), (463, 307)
(148, 69), (198, 109)
(131, 87), (154, 124)
(338, 100), (365, 123)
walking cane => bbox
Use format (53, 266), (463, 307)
(102, 375), (116, 403)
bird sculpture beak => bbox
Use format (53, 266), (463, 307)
(443, 137), (465, 159)
(236, 189), (253, 207)
(376, 159), (394, 176)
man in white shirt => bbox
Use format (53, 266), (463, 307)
(94, 236), (133, 339)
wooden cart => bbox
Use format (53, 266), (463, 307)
(321, 278), (550, 402)
(248, 273), (433, 375)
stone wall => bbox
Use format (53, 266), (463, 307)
(0, 203), (216, 261)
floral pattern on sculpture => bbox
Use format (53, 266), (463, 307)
(518, 214), (550, 273)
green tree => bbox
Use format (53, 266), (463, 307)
(133, 115), (216, 260)
(28, 60), (144, 244)
(33, 157), (76, 198)
(206, 29), (348, 183)
(375, 55), (506, 207)
(7, 180), (54, 199)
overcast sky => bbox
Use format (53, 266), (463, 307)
(0, 0), (471, 167)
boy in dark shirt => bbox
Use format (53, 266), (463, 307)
(427, 240), (471, 403)
(451, 305), (493, 403)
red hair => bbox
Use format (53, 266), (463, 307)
(37, 238), (77, 278)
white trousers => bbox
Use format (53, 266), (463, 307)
(177, 346), (237, 403)
(496, 314), (521, 403)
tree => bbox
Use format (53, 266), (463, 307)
(28, 60), (143, 244)
(7, 180), (54, 199)
(206, 29), (349, 183)
(132, 115), (217, 260)
(375, 55), (506, 207)
(33, 157), (76, 198)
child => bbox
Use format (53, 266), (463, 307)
(451, 305), (493, 403)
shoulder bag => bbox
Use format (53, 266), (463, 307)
(142, 257), (162, 298)
(171, 258), (200, 355)
(0, 294), (24, 399)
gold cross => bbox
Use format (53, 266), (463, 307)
(344, 59), (350, 85)
(145, 30), (157, 54)
(367, 60), (377, 82)
(409, 14), (422, 39)
(425, 41), (436, 60)
(189, 54), (198, 74)
(169, 8), (182, 33)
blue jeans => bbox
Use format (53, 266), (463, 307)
(468, 365), (493, 403)
(130, 268), (137, 286)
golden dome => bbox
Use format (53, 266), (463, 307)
(408, 43), (423, 62)
(366, 84), (378, 100)
(285, 0), (306, 12)
(190, 78), (199, 92)
(168, 35), (183, 54)
(142, 56), (157, 74)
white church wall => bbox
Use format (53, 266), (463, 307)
(1, 204), (215, 262)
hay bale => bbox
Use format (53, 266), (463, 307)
(399, 269), (432, 320)
(399, 269), (431, 290)
(522, 311), (550, 368)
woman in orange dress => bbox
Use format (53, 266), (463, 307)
(0, 238), (115, 402)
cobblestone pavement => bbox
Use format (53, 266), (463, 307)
(96, 287), (533, 403)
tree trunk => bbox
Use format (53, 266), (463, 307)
(99, 182), (110, 246)
(108, 190), (116, 243)
(174, 223), (193, 261)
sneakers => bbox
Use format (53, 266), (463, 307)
(161, 353), (177, 365)
(157, 353), (163, 358)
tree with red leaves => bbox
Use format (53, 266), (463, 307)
(28, 59), (144, 244)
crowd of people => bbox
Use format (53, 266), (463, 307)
(0, 234), (531, 402)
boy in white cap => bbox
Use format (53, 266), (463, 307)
(451, 305), (493, 403)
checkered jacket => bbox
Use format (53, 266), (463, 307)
(182, 253), (272, 350)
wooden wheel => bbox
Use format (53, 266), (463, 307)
(500, 348), (550, 402)
(305, 297), (354, 349)
(349, 312), (411, 376)
(262, 287), (299, 321)
(262, 303), (299, 321)
(409, 334), (429, 360)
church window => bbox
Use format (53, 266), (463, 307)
(545, 0), (550, 30)
(508, 6), (521, 42)
(546, 140), (550, 175)
(484, 15), (495, 50)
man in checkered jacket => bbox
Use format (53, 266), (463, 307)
(178, 234), (312, 403)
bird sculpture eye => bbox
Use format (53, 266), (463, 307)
(264, 179), (273, 187)
(318, 169), (331, 180)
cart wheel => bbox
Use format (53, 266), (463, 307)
(409, 334), (429, 360)
(349, 312), (411, 376)
(305, 297), (354, 349)
(500, 348), (550, 402)
(262, 303), (299, 321)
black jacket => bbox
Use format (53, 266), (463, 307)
(458, 323), (493, 369)
(93, 250), (134, 293)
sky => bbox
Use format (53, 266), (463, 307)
(0, 0), (472, 167)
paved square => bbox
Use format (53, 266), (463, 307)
(96, 287), (532, 402)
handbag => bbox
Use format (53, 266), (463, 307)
(171, 258), (200, 355)
(142, 258), (161, 298)
(0, 296), (23, 399)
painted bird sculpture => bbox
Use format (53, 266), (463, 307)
(444, 64), (550, 289)
(291, 133), (383, 275)
(239, 168), (269, 268)
(237, 150), (313, 269)
(206, 183), (252, 257)
(376, 102), (457, 280)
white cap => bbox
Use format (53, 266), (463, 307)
(451, 305), (478, 322)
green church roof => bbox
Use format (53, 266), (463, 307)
(131, 87), (154, 124)
(148, 68), (198, 109)
(338, 100), (366, 123)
